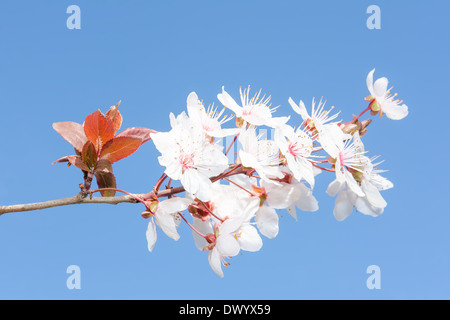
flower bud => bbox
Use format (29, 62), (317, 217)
(141, 210), (152, 219)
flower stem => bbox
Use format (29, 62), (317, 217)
(222, 177), (255, 196)
(225, 134), (239, 156)
(178, 212), (207, 239)
(350, 106), (371, 124)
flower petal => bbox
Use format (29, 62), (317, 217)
(146, 219), (157, 252)
(255, 205), (279, 239)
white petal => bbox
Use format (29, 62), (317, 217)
(362, 180), (387, 209)
(333, 190), (354, 221)
(217, 234), (240, 257)
(255, 205), (279, 239)
(294, 183), (319, 212)
(208, 248), (224, 277)
(154, 208), (180, 241)
(237, 224), (263, 252)
(217, 87), (242, 116)
(374, 77), (389, 97)
(366, 69), (375, 95)
(146, 219), (157, 252)
(288, 97), (309, 120)
(192, 218), (213, 251)
(382, 102), (409, 120)
(158, 197), (191, 214)
(327, 179), (343, 197)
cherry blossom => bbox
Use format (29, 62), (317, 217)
(366, 69), (408, 120)
(217, 86), (289, 128)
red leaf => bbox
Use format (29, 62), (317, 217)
(99, 136), (142, 164)
(95, 159), (113, 174)
(115, 127), (156, 144)
(52, 155), (89, 171)
(67, 156), (90, 172)
(95, 170), (116, 197)
(105, 101), (123, 134)
(81, 141), (97, 170)
(83, 110), (115, 152)
(53, 122), (88, 153)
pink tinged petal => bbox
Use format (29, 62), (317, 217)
(242, 104), (272, 126)
(288, 97), (309, 120)
(255, 205), (279, 239)
(374, 77), (389, 97)
(146, 219), (157, 252)
(217, 87), (242, 116)
(333, 190), (354, 221)
(208, 248), (224, 278)
(237, 225), (263, 252)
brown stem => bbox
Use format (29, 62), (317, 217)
(0, 193), (143, 216)
(0, 167), (248, 215)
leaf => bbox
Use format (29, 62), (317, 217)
(67, 156), (90, 172)
(53, 122), (88, 153)
(95, 170), (116, 197)
(115, 127), (156, 144)
(83, 110), (115, 152)
(99, 136), (142, 164)
(52, 155), (70, 165)
(105, 101), (123, 134)
(95, 158), (113, 174)
(81, 141), (97, 170)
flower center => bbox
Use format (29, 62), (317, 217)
(288, 141), (302, 158)
(179, 152), (194, 170)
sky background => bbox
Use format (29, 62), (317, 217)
(0, 0), (449, 299)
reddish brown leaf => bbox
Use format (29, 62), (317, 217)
(83, 110), (115, 152)
(52, 155), (89, 171)
(81, 141), (97, 170)
(105, 101), (123, 134)
(53, 122), (88, 153)
(95, 170), (116, 197)
(52, 155), (70, 165)
(67, 156), (90, 172)
(115, 127), (156, 144)
(99, 136), (142, 164)
(95, 158), (113, 174)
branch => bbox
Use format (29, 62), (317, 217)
(0, 166), (247, 216)
(0, 193), (143, 216)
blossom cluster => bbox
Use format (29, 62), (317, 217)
(144, 69), (408, 277)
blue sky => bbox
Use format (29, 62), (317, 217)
(0, 0), (449, 299)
